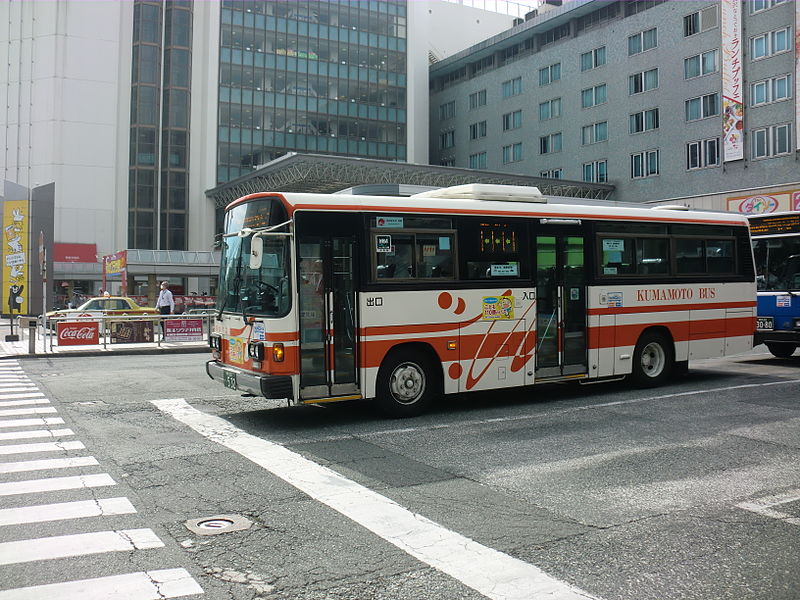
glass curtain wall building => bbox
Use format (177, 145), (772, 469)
(217, 0), (408, 185)
(129, 0), (193, 251)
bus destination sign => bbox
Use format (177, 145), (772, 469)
(749, 213), (800, 236)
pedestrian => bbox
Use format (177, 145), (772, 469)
(156, 280), (174, 334)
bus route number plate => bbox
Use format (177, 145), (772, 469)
(223, 370), (237, 390)
(756, 317), (773, 330)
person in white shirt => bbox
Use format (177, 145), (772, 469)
(156, 281), (174, 333)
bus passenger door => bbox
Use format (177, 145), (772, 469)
(535, 233), (588, 379)
(298, 236), (359, 400)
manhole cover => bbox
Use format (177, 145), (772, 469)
(184, 514), (253, 536)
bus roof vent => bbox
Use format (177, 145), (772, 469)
(651, 204), (691, 211)
(411, 184), (546, 203)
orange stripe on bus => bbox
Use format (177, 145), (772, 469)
(588, 301), (756, 316)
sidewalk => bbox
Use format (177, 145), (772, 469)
(0, 321), (209, 359)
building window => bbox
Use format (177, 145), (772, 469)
(469, 121), (487, 140)
(469, 151), (487, 169)
(439, 101), (456, 120)
(540, 168), (563, 179)
(538, 63), (561, 86)
(684, 7), (717, 36)
(751, 74), (792, 106)
(580, 46), (606, 71)
(750, 0), (788, 14)
(539, 132), (562, 154)
(583, 160), (607, 183)
(538, 98), (561, 121)
(502, 77), (522, 98)
(630, 108), (660, 133)
(631, 150), (660, 178)
(685, 93), (719, 121)
(582, 121), (608, 145)
(502, 142), (523, 164)
(628, 27), (657, 55)
(752, 124), (791, 158)
(581, 84), (607, 108)
(440, 157), (455, 167)
(684, 50), (718, 79)
(469, 90), (487, 109)
(751, 27), (791, 60)
(629, 68), (659, 95)
(439, 130), (455, 149)
(502, 110), (522, 131)
(687, 138), (719, 169)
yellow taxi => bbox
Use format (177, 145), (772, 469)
(46, 296), (157, 320)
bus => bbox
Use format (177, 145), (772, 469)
(206, 184), (756, 416)
(749, 211), (800, 358)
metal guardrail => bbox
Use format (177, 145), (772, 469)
(38, 313), (214, 352)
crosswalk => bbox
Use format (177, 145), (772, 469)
(0, 360), (203, 599)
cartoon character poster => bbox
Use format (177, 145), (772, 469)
(3, 200), (28, 314)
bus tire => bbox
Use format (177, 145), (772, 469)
(375, 348), (439, 418)
(766, 343), (797, 359)
(631, 331), (673, 388)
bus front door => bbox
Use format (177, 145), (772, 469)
(298, 237), (359, 400)
(535, 233), (587, 379)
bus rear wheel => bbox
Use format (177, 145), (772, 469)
(631, 331), (673, 388)
(766, 343), (797, 358)
(375, 349), (439, 418)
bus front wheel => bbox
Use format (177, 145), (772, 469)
(375, 349), (439, 418)
(631, 331), (673, 388)
(766, 343), (797, 359)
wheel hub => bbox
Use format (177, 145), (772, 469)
(390, 363), (425, 404)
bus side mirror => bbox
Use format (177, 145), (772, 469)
(249, 235), (263, 270)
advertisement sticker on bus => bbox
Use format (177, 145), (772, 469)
(228, 338), (245, 364)
(482, 296), (514, 320)
(252, 322), (266, 341)
(776, 295), (791, 308)
(376, 216), (404, 228)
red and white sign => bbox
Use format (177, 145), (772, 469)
(56, 321), (100, 345)
(53, 243), (97, 263)
(164, 318), (204, 342)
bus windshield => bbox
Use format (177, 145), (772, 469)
(217, 197), (292, 317)
(753, 236), (800, 291)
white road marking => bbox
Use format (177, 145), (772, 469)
(0, 407), (56, 417)
(154, 398), (596, 600)
(0, 473), (115, 496)
(0, 568), (204, 600)
(0, 384), (37, 389)
(0, 393), (44, 401)
(0, 417), (64, 429)
(0, 456), (99, 474)
(0, 440), (85, 456)
(737, 488), (800, 526)
(0, 428), (73, 441)
(0, 528), (164, 565)
(0, 497), (136, 526)
(0, 399), (49, 408)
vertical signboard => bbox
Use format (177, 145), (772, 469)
(3, 200), (29, 315)
(102, 250), (128, 296)
(721, 0), (744, 162)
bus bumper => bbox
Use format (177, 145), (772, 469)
(754, 330), (800, 346)
(206, 360), (294, 400)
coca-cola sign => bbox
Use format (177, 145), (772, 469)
(57, 322), (100, 346)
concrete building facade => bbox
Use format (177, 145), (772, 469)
(429, 0), (800, 209)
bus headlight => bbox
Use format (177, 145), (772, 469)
(247, 341), (265, 361)
(209, 334), (222, 351)
(272, 343), (285, 362)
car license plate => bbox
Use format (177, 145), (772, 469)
(223, 370), (237, 390)
(756, 317), (774, 330)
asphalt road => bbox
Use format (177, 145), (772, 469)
(1, 348), (799, 600)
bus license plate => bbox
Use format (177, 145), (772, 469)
(223, 370), (237, 390)
(756, 317), (774, 330)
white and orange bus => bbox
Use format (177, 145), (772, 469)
(206, 184), (756, 416)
